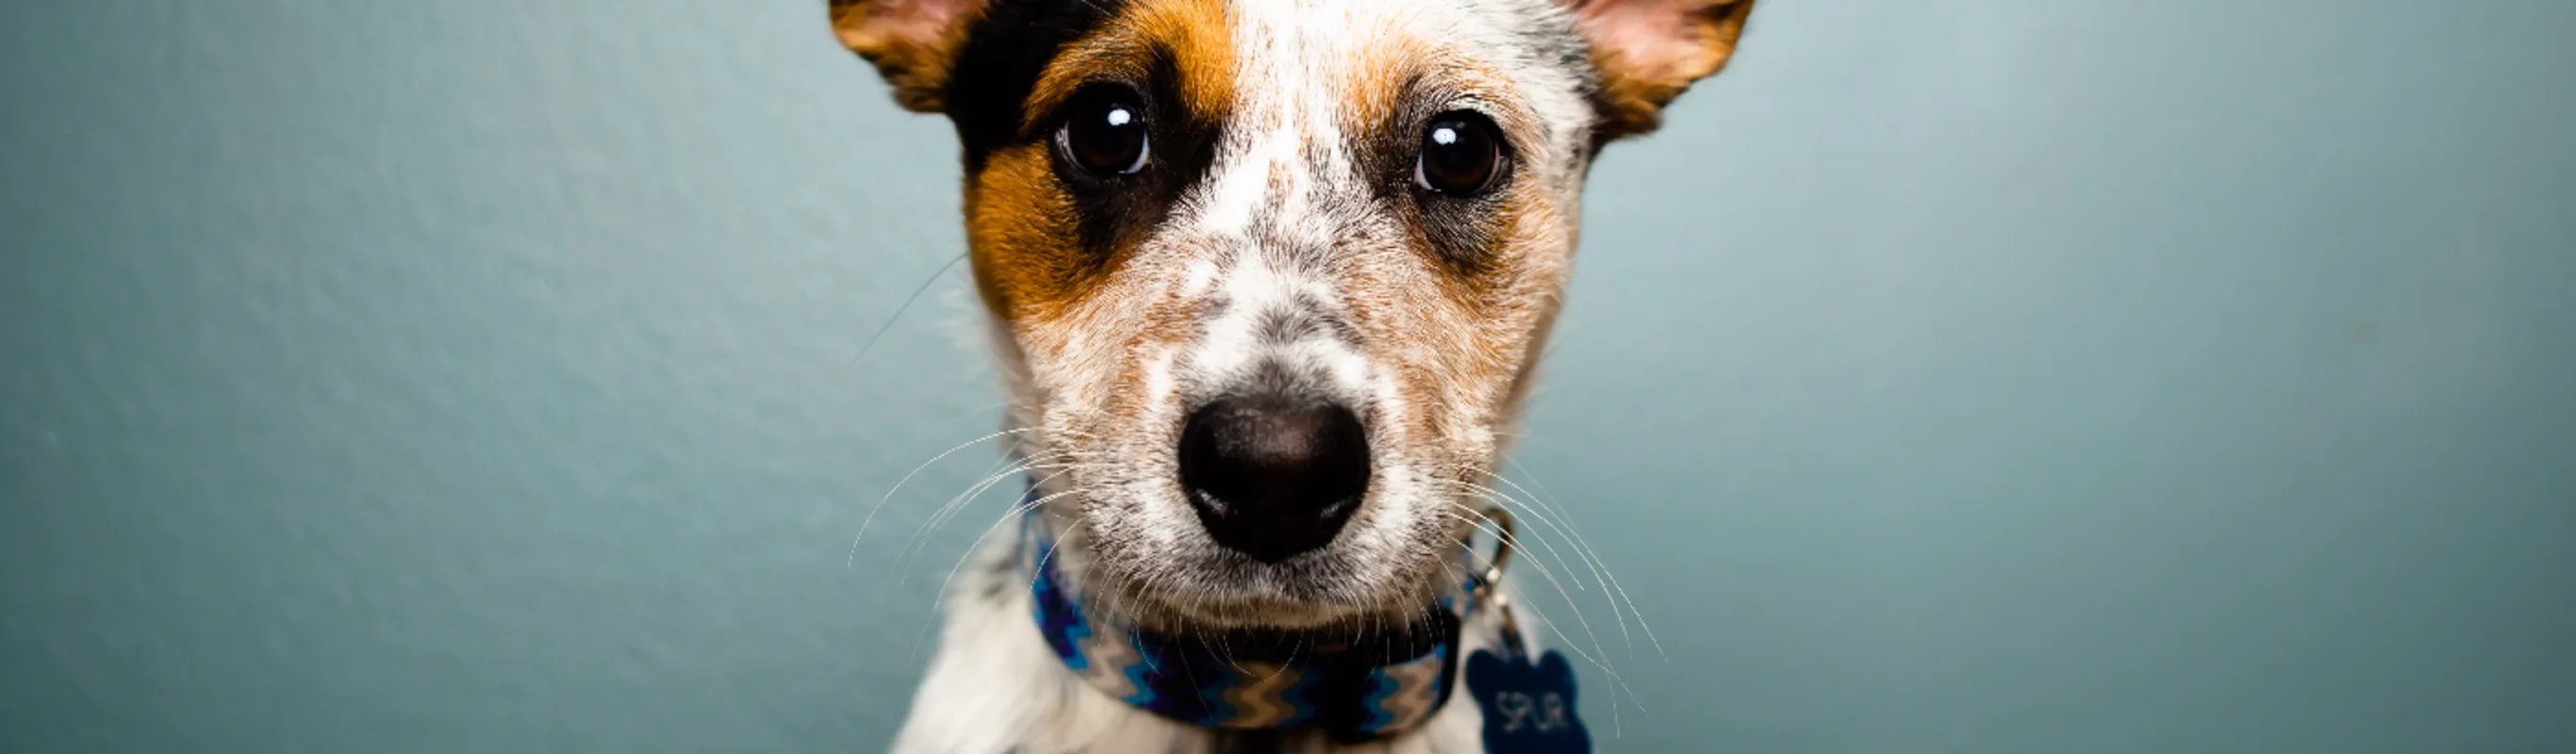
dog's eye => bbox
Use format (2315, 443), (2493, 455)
(1414, 111), (1503, 196)
(1057, 89), (1150, 176)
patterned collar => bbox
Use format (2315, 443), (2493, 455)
(1017, 501), (1478, 742)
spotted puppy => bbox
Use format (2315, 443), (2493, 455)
(829, 0), (1755, 750)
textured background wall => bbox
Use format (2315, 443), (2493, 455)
(5, 1), (2572, 751)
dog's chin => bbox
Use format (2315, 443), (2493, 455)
(1143, 593), (1368, 633)
(1081, 543), (1454, 635)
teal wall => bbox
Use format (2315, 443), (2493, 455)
(5, 1), (2571, 751)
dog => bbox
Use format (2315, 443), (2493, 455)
(827, 0), (1756, 750)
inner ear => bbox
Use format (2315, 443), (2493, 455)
(829, 0), (987, 112)
(1564, 0), (1757, 139)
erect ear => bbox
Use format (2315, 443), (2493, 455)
(828, 0), (987, 113)
(1562, 0), (1758, 140)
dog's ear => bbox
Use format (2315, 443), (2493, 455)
(1561, 0), (1757, 139)
(828, 0), (986, 113)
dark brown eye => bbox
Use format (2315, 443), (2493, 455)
(1057, 88), (1149, 176)
(1414, 111), (1502, 195)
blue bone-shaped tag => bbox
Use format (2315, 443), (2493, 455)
(1466, 640), (1589, 754)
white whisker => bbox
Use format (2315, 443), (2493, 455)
(850, 426), (1044, 566)
(1485, 465), (1666, 662)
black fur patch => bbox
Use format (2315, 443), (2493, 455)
(942, 0), (1125, 172)
(1047, 51), (1226, 262)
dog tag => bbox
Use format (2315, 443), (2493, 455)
(1466, 627), (1589, 754)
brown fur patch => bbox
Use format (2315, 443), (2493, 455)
(1338, 32), (1431, 135)
(1445, 178), (1575, 424)
(965, 143), (1090, 320)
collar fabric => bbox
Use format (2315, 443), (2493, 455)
(1018, 500), (1474, 742)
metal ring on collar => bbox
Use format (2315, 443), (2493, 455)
(1474, 504), (1515, 605)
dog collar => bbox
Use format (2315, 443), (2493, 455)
(1016, 495), (1478, 742)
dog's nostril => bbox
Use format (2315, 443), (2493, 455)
(1177, 396), (1371, 563)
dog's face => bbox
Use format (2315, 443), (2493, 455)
(834, 0), (1751, 632)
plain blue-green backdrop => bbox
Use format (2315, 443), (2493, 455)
(5, 1), (2572, 751)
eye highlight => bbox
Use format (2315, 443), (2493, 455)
(1056, 87), (1150, 176)
(1413, 111), (1504, 196)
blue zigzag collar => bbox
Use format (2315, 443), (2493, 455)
(1018, 500), (1483, 742)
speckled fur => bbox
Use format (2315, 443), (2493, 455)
(826, 0), (1756, 750)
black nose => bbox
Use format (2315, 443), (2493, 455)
(1177, 397), (1372, 563)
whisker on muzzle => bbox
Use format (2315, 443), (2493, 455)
(900, 455), (1108, 581)
(1450, 475), (1637, 660)
(1429, 484), (1651, 731)
(929, 483), (1085, 615)
(851, 425), (1049, 566)
(1480, 465), (1667, 662)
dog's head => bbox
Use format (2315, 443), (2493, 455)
(834, 0), (1751, 632)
